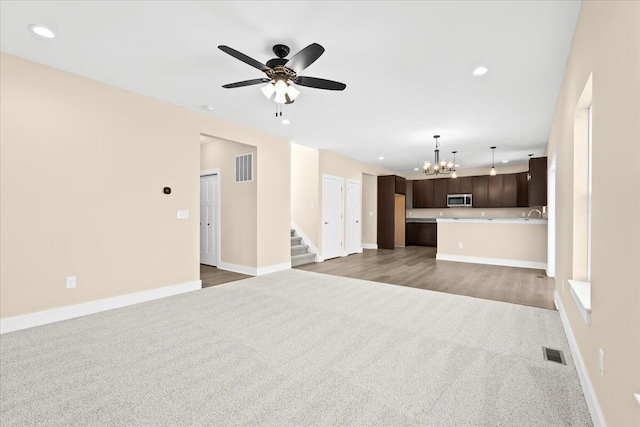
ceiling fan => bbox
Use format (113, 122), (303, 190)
(218, 43), (346, 105)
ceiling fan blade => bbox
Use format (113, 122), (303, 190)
(294, 76), (346, 91)
(285, 43), (325, 74)
(218, 45), (271, 72)
(222, 78), (270, 89)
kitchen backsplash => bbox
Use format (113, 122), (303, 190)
(407, 207), (546, 219)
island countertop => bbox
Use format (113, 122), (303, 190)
(436, 217), (547, 224)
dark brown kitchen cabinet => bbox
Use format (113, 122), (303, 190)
(472, 176), (489, 208)
(405, 180), (413, 209)
(395, 175), (406, 195)
(433, 179), (448, 208)
(517, 172), (529, 207)
(448, 177), (472, 194)
(488, 175), (503, 208)
(528, 157), (547, 206)
(413, 179), (434, 208)
(405, 222), (437, 247)
(502, 173), (518, 207)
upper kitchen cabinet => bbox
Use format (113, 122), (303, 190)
(433, 179), (448, 208)
(488, 175), (503, 208)
(516, 172), (529, 207)
(502, 173), (518, 207)
(472, 176), (489, 208)
(413, 179), (434, 208)
(405, 180), (413, 209)
(528, 157), (547, 206)
(448, 176), (471, 195)
(395, 175), (406, 195)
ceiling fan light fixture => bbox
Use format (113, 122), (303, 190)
(274, 80), (288, 95)
(286, 84), (300, 101)
(261, 82), (275, 99)
(274, 92), (287, 104)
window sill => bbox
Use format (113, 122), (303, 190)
(568, 280), (591, 325)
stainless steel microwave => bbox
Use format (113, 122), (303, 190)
(447, 194), (473, 207)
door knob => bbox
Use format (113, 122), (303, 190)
(356, 221), (359, 223)
(324, 222), (329, 225)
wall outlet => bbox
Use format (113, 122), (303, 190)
(599, 348), (605, 378)
(522, 212), (526, 217)
(368, 211), (373, 217)
(458, 242), (463, 249)
(481, 211), (485, 217)
(439, 211), (443, 216)
(66, 276), (76, 289)
(177, 210), (189, 219)
(311, 202), (315, 209)
(409, 211), (412, 216)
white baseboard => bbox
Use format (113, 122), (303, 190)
(435, 253), (547, 270)
(0, 279), (202, 335)
(362, 243), (378, 250)
(291, 220), (320, 262)
(217, 261), (256, 276)
(554, 291), (605, 427)
(256, 262), (291, 276)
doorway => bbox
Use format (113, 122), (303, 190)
(346, 179), (361, 255)
(322, 174), (343, 260)
(200, 172), (219, 266)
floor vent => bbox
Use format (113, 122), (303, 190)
(543, 347), (566, 365)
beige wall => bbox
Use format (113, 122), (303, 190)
(0, 53), (290, 318)
(362, 174), (378, 246)
(201, 136), (257, 268)
(545, 1), (640, 425)
(291, 143), (320, 245)
(437, 222), (547, 263)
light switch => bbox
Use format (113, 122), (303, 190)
(177, 210), (189, 219)
(369, 211), (373, 217)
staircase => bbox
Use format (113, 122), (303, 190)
(291, 229), (316, 267)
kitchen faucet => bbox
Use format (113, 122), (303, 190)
(527, 209), (542, 218)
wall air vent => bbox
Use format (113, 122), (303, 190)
(235, 153), (253, 183)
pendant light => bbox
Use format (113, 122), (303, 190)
(451, 151), (458, 178)
(489, 146), (497, 176)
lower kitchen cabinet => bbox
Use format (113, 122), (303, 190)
(406, 222), (437, 247)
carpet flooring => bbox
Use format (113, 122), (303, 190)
(1, 269), (591, 426)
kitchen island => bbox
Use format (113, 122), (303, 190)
(435, 217), (548, 269)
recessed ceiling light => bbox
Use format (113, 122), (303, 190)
(28, 24), (55, 39)
(202, 105), (214, 111)
(378, 156), (384, 160)
(455, 164), (460, 168)
(281, 119), (290, 125)
(502, 160), (509, 163)
(472, 66), (488, 76)
(414, 168), (419, 171)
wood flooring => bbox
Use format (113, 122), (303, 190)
(200, 265), (251, 288)
(296, 246), (555, 310)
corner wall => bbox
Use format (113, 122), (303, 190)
(545, 2), (640, 425)
(0, 53), (291, 318)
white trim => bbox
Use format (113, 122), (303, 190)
(634, 394), (640, 407)
(554, 292), (606, 427)
(568, 279), (592, 325)
(362, 243), (378, 249)
(345, 179), (362, 256)
(217, 261), (256, 276)
(0, 280), (202, 334)
(435, 253), (547, 270)
(256, 262), (291, 276)
(291, 220), (320, 262)
(547, 152), (557, 278)
(436, 218), (548, 225)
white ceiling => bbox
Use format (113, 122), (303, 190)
(0, 1), (581, 172)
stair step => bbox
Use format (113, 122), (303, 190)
(290, 236), (302, 246)
(291, 252), (316, 267)
(291, 244), (309, 256)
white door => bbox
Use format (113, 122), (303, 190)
(200, 174), (218, 266)
(346, 180), (361, 255)
(322, 175), (343, 260)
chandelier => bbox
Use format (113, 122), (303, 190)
(423, 135), (454, 175)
